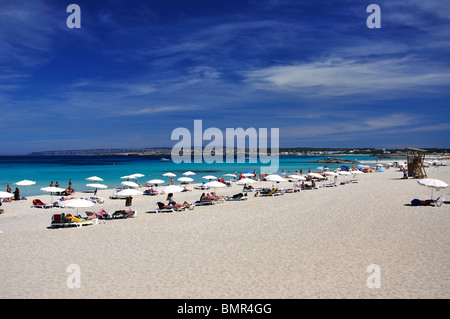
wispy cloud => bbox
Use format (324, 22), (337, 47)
(244, 56), (450, 97)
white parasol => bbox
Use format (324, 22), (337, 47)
(417, 178), (449, 200)
(178, 177), (194, 183)
(161, 185), (184, 194)
(265, 174), (286, 182)
(14, 180), (36, 198)
(121, 181), (139, 188)
(86, 176), (104, 182)
(0, 191), (13, 199)
(236, 178), (257, 185)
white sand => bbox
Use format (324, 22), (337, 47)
(0, 165), (449, 299)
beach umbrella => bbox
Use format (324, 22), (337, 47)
(86, 176), (103, 182)
(131, 173), (145, 178)
(205, 181), (227, 193)
(223, 173), (237, 178)
(236, 178), (257, 185)
(59, 198), (95, 209)
(265, 174), (286, 182)
(308, 172), (324, 179)
(0, 191), (13, 199)
(86, 183), (108, 189)
(160, 185), (184, 194)
(41, 186), (66, 193)
(163, 172), (176, 177)
(15, 180), (36, 186)
(178, 177), (194, 183)
(114, 189), (143, 209)
(86, 183), (108, 194)
(58, 198), (95, 215)
(121, 181), (139, 188)
(242, 173), (254, 177)
(417, 179), (448, 200)
(41, 186), (66, 202)
(203, 175), (217, 180)
(115, 189), (143, 196)
(14, 180), (36, 198)
(182, 171), (196, 176)
(288, 174), (306, 180)
(120, 175), (136, 180)
(148, 179), (165, 185)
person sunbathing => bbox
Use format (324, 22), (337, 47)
(160, 201), (191, 209)
(200, 193), (211, 201)
(60, 196), (76, 201)
(174, 201), (192, 208)
(210, 192), (225, 199)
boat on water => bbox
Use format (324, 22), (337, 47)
(160, 158), (170, 162)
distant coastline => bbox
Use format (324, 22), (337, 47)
(27, 147), (450, 158)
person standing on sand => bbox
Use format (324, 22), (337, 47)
(6, 185), (11, 193)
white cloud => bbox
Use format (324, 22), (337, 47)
(244, 56), (450, 97)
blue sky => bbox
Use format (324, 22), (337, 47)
(0, 0), (449, 155)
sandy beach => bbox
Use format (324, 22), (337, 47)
(0, 164), (449, 299)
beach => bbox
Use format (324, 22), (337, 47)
(0, 164), (449, 299)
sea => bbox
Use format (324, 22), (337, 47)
(0, 155), (393, 197)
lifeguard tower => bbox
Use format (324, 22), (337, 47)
(406, 147), (427, 179)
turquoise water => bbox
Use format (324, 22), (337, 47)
(0, 155), (382, 197)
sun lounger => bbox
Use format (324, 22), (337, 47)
(32, 199), (53, 209)
(154, 202), (194, 213)
(85, 209), (110, 219)
(225, 193), (248, 201)
(194, 185), (210, 190)
(260, 188), (283, 196)
(194, 198), (225, 206)
(112, 210), (137, 219)
(143, 189), (159, 196)
(50, 213), (97, 228)
(87, 196), (104, 204)
(323, 183), (338, 187)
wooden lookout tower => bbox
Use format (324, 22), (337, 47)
(406, 147), (427, 179)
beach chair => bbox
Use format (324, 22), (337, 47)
(32, 199), (53, 209)
(112, 210), (137, 219)
(86, 209), (110, 219)
(155, 202), (176, 213)
(154, 202), (194, 213)
(225, 193), (248, 201)
(50, 213), (96, 228)
(88, 196), (104, 204)
(194, 185), (210, 190)
(195, 195), (225, 206)
(260, 188), (283, 196)
(143, 189), (159, 196)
